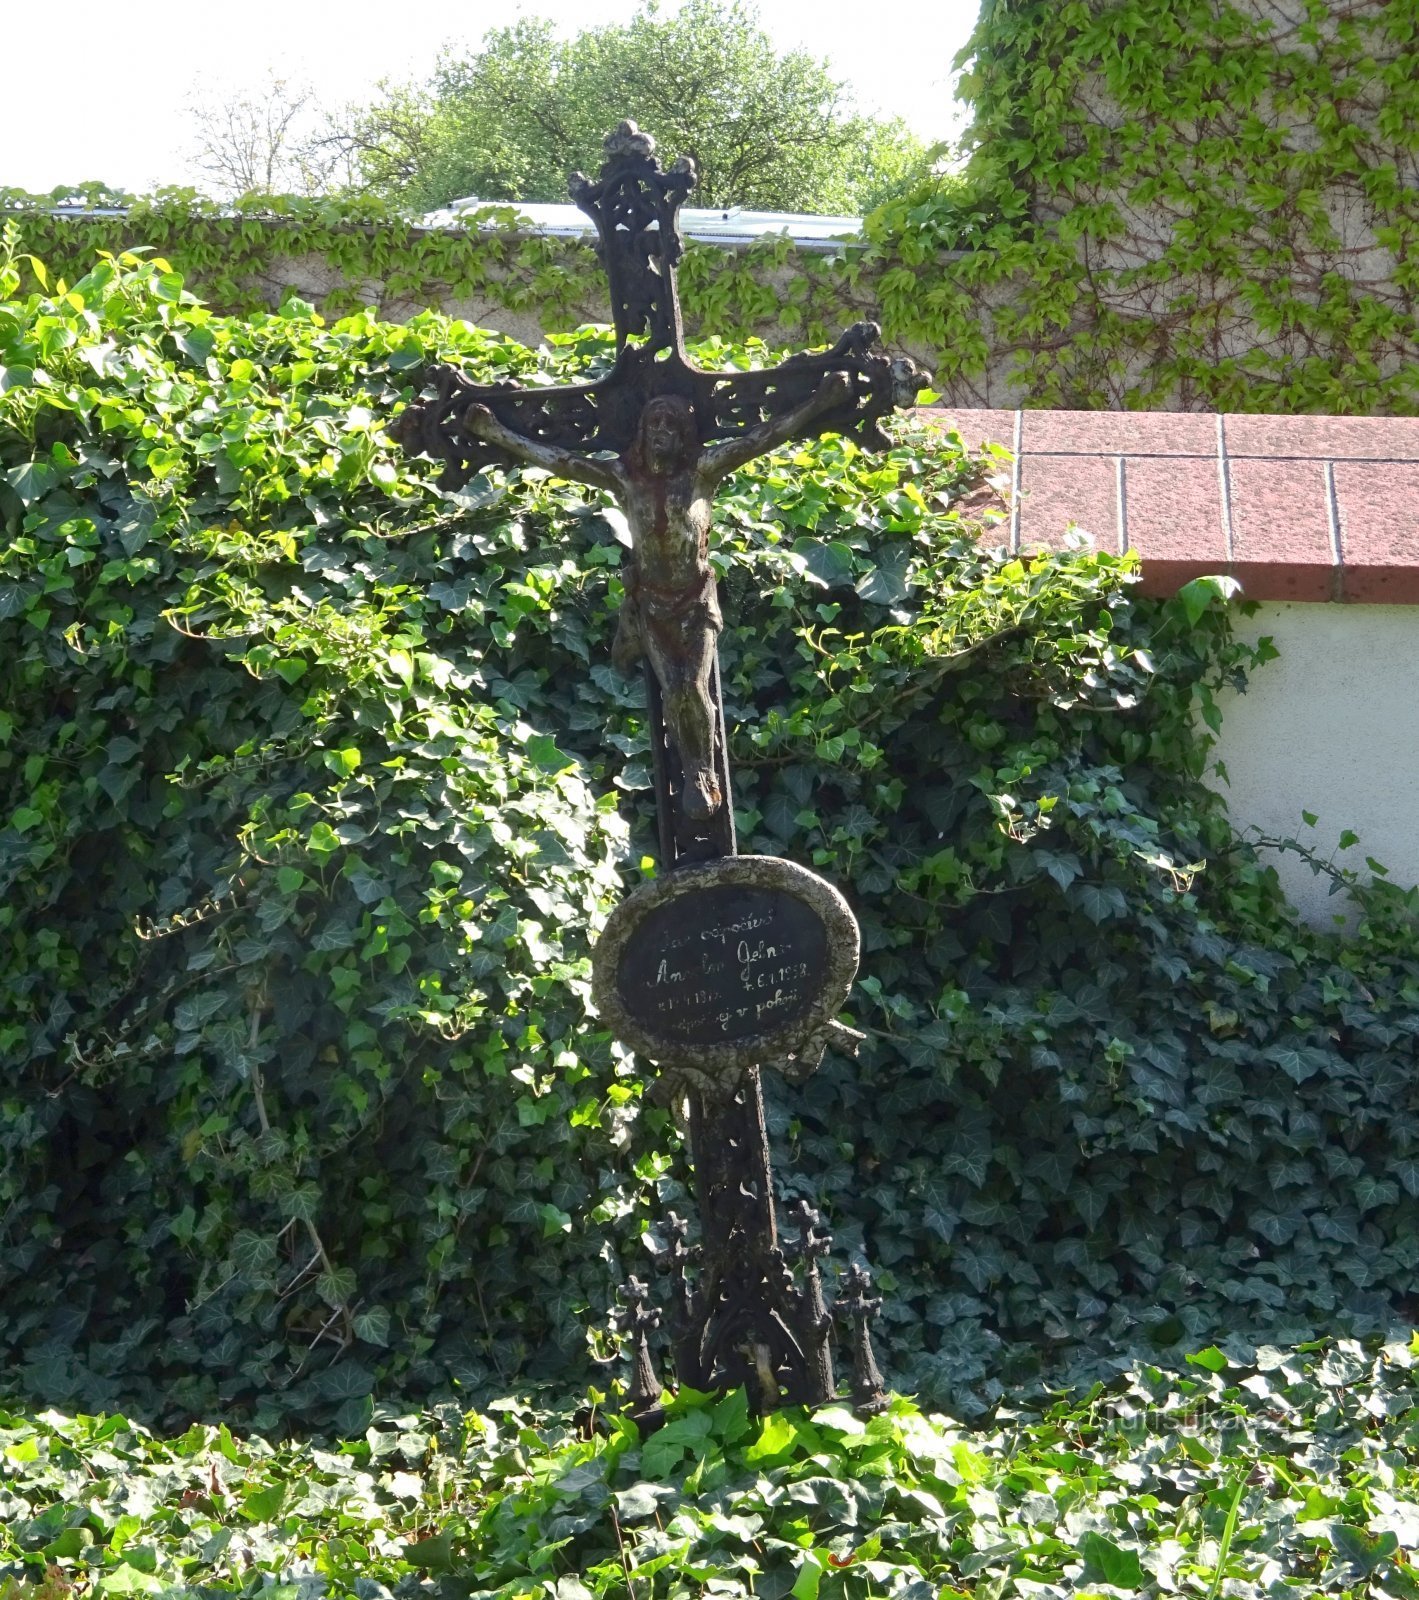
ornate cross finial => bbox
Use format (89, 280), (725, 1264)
(652, 1209), (697, 1331)
(603, 119), (658, 161)
(784, 1197), (833, 1265)
(614, 1275), (665, 1420)
(569, 118), (697, 357)
(834, 1262), (888, 1416)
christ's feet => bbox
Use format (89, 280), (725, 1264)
(684, 768), (722, 821)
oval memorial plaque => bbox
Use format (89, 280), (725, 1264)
(591, 856), (859, 1073)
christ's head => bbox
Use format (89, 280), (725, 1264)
(637, 396), (697, 475)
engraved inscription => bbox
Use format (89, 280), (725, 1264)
(617, 886), (828, 1046)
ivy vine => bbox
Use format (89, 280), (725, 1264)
(905, 0), (1419, 410)
(0, 189), (886, 376)
(4, 242), (1419, 1433)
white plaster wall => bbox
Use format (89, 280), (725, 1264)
(1211, 602), (1419, 925)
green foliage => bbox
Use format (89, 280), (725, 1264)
(901, 0), (1419, 409)
(5, 246), (1419, 1434)
(4, 1336), (1419, 1596)
(332, 1), (930, 214)
(0, 190), (607, 336)
(6, 1), (1419, 411)
(0, 247), (650, 1431)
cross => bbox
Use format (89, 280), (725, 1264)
(834, 1263), (889, 1415)
(613, 1275), (665, 1422)
(393, 118), (920, 1415)
(393, 119), (922, 863)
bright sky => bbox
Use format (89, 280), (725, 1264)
(4, 0), (981, 195)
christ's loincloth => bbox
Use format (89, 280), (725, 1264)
(612, 565), (723, 674)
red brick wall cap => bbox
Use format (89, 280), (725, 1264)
(917, 407), (1419, 603)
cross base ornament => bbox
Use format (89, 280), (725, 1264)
(393, 120), (921, 1423)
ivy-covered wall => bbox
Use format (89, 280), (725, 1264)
(5, 0), (1417, 416)
(939, 0), (1419, 411)
(11, 251), (1419, 1433)
(0, 196), (904, 376)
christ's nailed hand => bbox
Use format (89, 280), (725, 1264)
(816, 370), (853, 407)
(463, 403), (494, 433)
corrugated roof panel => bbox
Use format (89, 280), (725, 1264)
(427, 199), (862, 249)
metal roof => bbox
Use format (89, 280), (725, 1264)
(426, 198), (863, 250)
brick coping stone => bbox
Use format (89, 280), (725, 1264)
(917, 408), (1419, 603)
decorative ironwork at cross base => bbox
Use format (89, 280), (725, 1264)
(392, 120), (923, 1423)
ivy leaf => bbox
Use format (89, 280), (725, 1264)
(1331, 1525), (1399, 1574)
(403, 1531), (455, 1570)
(315, 1361), (374, 1400)
(790, 1553), (825, 1600)
(173, 991), (228, 1032)
(744, 1411), (814, 1467)
(1073, 882), (1127, 923)
(355, 1305), (393, 1344)
(1078, 1532), (1144, 1589)
(526, 733), (577, 774)
(1186, 1345), (1229, 1372)
(1175, 574), (1242, 625)
(792, 537), (857, 588)
(6, 461), (58, 502)
(1267, 1044), (1328, 1083)
(857, 553), (912, 604)
(905, 1017), (955, 1070)
(641, 1431), (688, 1480)
(1312, 1210), (1360, 1245)
(228, 1230), (277, 1277)
(1252, 1209), (1299, 1244)
(615, 1481), (678, 1521)
(175, 327), (216, 365)
(94, 1566), (165, 1596)
(240, 1482), (286, 1522)
(280, 1184), (321, 1224)
(317, 1266), (358, 1306)
(1353, 1174), (1398, 1212)
(1035, 849), (1082, 890)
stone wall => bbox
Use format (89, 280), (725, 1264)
(257, 237), (937, 374)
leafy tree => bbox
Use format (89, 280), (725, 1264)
(329, 1), (931, 214)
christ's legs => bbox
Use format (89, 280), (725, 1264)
(668, 679), (720, 820)
(645, 617), (722, 821)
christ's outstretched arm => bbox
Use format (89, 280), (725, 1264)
(697, 370), (855, 486)
(463, 404), (625, 495)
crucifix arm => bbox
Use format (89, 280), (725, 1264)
(463, 403), (624, 494)
(698, 370), (855, 485)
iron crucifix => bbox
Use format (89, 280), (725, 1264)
(392, 119), (923, 863)
(393, 120), (921, 1416)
